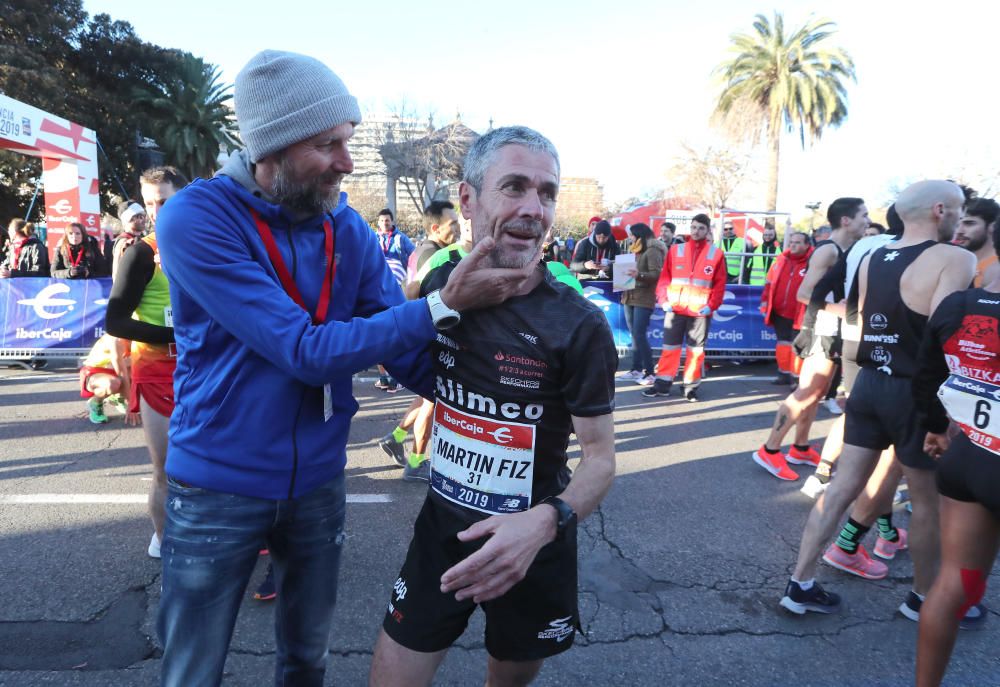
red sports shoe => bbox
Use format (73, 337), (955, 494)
(822, 543), (888, 580)
(873, 527), (908, 560)
(787, 445), (821, 467)
(752, 446), (799, 481)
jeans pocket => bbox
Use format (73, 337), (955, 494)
(166, 476), (205, 495)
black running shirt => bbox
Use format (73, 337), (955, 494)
(915, 289), (1000, 455)
(856, 241), (936, 378)
(420, 260), (616, 523)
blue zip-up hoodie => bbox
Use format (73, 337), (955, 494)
(156, 151), (435, 500)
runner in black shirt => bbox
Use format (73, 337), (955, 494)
(370, 127), (617, 687)
(781, 180), (974, 618)
(913, 278), (1000, 686)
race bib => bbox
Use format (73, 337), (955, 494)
(938, 375), (1000, 455)
(430, 399), (535, 515)
(163, 306), (173, 328)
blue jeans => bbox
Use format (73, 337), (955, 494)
(624, 305), (654, 376)
(158, 474), (347, 687)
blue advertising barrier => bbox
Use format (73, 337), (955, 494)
(581, 281), (776, 358)
(0, 278), (112, 358)
(0, 278), (777, 361)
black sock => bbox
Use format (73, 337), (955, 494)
(764, 446), (781, 455)
(876, 513), (898, 542)
(834, 517), (870, 554)
(793, 444), (811, 452)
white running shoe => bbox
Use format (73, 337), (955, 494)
(822, 398), (843, 415)
(800, 474), (829, 499)
(148, 532), (162, 559)
(637, 375), (656, 386)
(617, 370), (643, 381)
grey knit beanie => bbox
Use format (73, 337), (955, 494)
(235, 50), (362, 163)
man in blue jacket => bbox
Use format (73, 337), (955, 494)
(155, 50), (539, 687)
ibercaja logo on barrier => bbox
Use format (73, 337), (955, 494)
(2, 279), (110, 349)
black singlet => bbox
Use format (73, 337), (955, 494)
(915, 288), (1000, 455)
(856, 241), (936, 378)
(420, 260), (616, 524)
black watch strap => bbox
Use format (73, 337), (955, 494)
(539, 496), (577, 541)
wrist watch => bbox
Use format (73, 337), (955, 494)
(539, 496), (577, 542)
(426, 289), (460, 330)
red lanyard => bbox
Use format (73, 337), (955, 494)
(249, 209), (336, 325)
(69, 245), (85, 267)
(380, 231), (392, 255)
(11, 238), (28, 268)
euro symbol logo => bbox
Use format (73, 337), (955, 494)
(50, 199), (73, 216)
(17, 283), (75, 319)
(713, 290), (742, 323)
(991, 389), (1000, 402)
(489, 427), (513, 444)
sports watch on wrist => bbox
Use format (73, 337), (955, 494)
(426, 289), (460, 330)
(539, 496), (577, 542)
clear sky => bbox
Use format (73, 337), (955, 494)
(83, 0), (1000, 217)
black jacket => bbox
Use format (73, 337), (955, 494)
(3, 237), (50, 277)
(571, 235), (620, 276)
(51, 241), (107, 279)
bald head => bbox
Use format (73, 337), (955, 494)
(895, 180), (965, 243)
(895, 180), (964, 221)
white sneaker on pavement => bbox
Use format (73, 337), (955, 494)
(822, 398), (843, 415)
(637, 375), (656, 386)
(617, 370), (643, 381)
(148, 532), (162, 559)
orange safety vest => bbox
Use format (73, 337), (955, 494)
(665, 241), (722, 317)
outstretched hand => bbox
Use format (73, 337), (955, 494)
(439, 238), (541, 313)
(439, 506), (556, 604)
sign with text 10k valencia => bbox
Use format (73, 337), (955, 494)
(0, 278), (112, 351)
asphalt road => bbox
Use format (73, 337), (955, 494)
(0, 361), (998, 686)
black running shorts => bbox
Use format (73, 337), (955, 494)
(844, 368), (934, 470)
(937, 432), (1000, 519)
(381, 496), (579, 661)
(841, 340), (860, 394)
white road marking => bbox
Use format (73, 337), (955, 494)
(0, 493), (392, 504)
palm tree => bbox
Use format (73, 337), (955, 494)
(714, 13), (855, 211)
(136, 55), (240, 179)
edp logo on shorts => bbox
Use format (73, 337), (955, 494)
(438, 351), (456, 369)
(869, 313), (889, 331)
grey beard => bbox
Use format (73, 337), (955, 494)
(272, 159), (340, 216)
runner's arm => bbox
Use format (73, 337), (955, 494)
(104, 242), (175, 344)
(796, 244), (835, 305)
(913, 301), (957, 435)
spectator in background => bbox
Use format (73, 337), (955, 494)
(374, 207), (415, 393)
(659, 221), (675, 246)
(571, 219), (619, 278)
(542, 226), (561, 263)
(812, 224), (832, 245)
(375, 207), (414, 286)
(1, 219), (50, 278)
(717, 219), (746, 284)
(863, 222), (886, 237)
(760, 231), (813, 384)
(748, 224), (781, 285)
(52, 222), (106, 279)
(619, 223), (667, 385)
(113, 200), (148, 279)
